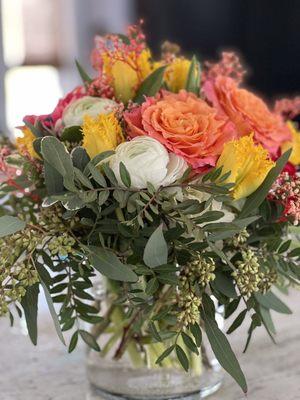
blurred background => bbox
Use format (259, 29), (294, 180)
(0, 0), (299, 136)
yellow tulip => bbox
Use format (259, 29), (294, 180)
(82, 112), (124, 159)
(165, 58), (191, 92)
(103, 49), (153, 103)
(281, 121), (300, 165)
(216, 135), (275, 200)
(16, 127), (39, 159)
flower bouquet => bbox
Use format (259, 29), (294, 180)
(1, 24), (300, 399)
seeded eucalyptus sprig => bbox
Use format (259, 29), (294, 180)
(0, 137), (298, 394)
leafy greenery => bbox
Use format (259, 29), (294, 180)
(0, 134), (297, 396)
(134, 66), (167, 103)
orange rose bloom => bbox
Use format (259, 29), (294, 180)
(124, 90), (234, 169)
(204, 76), (291, 154)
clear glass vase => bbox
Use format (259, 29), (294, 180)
(86, 279), (224, 400)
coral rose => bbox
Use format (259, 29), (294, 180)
(124, 90), (233, 169)
(203, 76), (291, 155)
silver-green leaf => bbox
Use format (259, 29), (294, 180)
(143, 225), (168, 268)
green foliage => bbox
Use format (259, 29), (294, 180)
(202, 296), (247, 393)
(0, 134), (296, 394)
(185, 55), (201, 95)
(0, 216), (26, 238)
(143, 225), (168, 268)
(255, 292), (292, 315)
(86, 246), (138, 282)
(61, 126), (83, 143)
(75, 60), (93, 84)
(21, 283), (39, 345)
(41, 136), (75, 191)
(134, 66), (167, 103)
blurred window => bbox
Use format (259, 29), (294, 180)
(1, 0), (62, 135)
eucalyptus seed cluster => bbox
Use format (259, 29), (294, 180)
(38, 205), (78, 257)
(177, 289), (201, 326)
(0, 228), (40, 264)
(230, 228), (250, 248)
(177, 255), (215, 326)
(39, 204), (79, 232)
(258, 268), (278, 293)
(48, 233), (76, 258)
(38, 205), (69, 233)
(232, 250), (261, 296)
(0, 260), (39, 316)
(0, 226), (43, 316)
(180, 255), (216, 289)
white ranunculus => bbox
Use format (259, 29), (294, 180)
(108, 137), (188, 189)
(62, 96), (118, 127)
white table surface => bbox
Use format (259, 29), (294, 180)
(0, 290), (299, 400)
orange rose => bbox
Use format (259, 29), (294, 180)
(124, 90), (234, 169)
(204, 76), (291, 155)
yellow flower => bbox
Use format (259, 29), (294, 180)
(281, 121), (300, 165)
(16, 127), (39, 158)
(165, 58), (191, 92)
(216, 135), (275, 200)
(82, 112), (124, 159)
(103, 49), (153, 103)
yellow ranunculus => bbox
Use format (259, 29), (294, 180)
(165, 58), (191, 92)
(16, 127), (39, 159)
(216, 135), (275, 200)
(82, 113), (124, 159)
(281, 121), (300, 165)
(103, 49), (153, 103)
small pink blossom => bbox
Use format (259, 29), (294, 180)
(269, 172), (300, 225)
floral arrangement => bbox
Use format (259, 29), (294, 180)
(1, 24), (300, 395)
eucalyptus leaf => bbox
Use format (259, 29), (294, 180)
(0, 216), (26, 238)
(181, 332), (199, 354)
(41, 281), (66, 345)
(41, 136), (75, 191)
(148, 321), (162, 342)
(175, 344), (189, 372)
(86, 245), (138, 282)
(68, 331), (78, 353)
(260, 306), (276, 335)
(143, 225), (168, 268)
(190, 323), (202, 347)
(21, 283), (39, 345)
(226, 309), (247, 334)
(44, 161), (64, 195)
(255, 292), (292, 315)
(71, 147), (90, 171)
(88, 164), (107, 187)
(202, 299), (247, 393)
(145, 277), (159, 295)
(212, 270), (237, 298)
(79, 330), (100, 351)
(155, 345), (175, 365)
(119, 162), (131, 188)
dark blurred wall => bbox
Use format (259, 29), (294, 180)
(137, 0), (300, 99)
